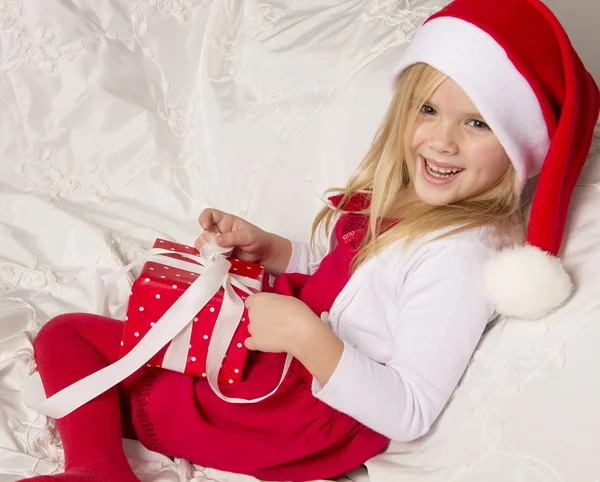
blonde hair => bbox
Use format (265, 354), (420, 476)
(312, 63), (525, 270)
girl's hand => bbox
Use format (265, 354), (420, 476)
(244, 293), (319, 355)
(244, 293), (345, 386)
(196, 209), (292, 276)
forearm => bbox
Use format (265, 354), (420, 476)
(310, 344), (433, 442)
(290, 316), (431, 441)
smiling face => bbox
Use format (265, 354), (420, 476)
(405, 77), (512, 206)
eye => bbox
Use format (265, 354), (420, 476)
(467, 119), (490, 130)
(420, 104), (437, 115)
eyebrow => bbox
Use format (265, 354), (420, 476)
(424, 100), (486, 120)
(464, 111), (486, 120)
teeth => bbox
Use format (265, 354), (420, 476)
(424, 158), (463, 177)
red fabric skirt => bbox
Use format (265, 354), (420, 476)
(132, 351), (388, 481)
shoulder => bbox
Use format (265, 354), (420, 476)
(374, 225), (502, 273)
(408, 226), (501, 264)
(366, 227), (501, 307)
(397, 228), (499, 322)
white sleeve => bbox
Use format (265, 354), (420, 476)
(312, 240), (496, 442)
(285, 240), (329, 275)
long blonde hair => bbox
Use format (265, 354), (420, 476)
(312, 63), (525, 270)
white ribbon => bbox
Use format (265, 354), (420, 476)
(21, 240), (292, 419)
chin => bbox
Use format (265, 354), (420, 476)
(414, 187), (455, 206)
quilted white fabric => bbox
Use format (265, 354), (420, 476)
(0, 1), (599, 481)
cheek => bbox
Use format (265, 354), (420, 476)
(406, 126), (424, 171)
(411, 123), (428, 147)
(470, 143), (511, 181)
(490, 153), (511, 182)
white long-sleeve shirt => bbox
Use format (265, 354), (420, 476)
(286, 227), (499, 442)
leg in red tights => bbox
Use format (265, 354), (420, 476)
(19, 314), (144, 482)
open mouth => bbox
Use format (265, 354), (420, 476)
(420, 156), (465, 185)
(423, 157), (464, 178)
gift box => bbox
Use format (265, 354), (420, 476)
(120, 238), (265, 384)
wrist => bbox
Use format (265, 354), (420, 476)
(289, 311), (323, 358)
(291, 314), (344, 386)
(262, 233), (292, 276)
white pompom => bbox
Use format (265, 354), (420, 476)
(484, 245), (573, 320)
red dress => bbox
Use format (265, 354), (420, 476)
(130, 195), (389, 481)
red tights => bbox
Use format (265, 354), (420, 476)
(19, 314), (144, 482)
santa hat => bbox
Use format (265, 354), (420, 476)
(393, 0), (600, 319)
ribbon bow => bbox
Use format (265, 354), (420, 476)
(22, 240), (292, 419)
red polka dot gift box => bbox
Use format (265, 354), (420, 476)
(119, 238), (265, 385)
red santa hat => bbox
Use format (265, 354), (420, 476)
(393, 0), (600, 319)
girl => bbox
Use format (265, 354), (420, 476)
(21, 0), (599, 481)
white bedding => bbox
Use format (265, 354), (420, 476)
(1, 1), (599, 481)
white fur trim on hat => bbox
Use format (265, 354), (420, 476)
(484, 245), (573, 319)
(393, 16), (551, 189)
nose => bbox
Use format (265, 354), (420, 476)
(428, 120), (458, 155)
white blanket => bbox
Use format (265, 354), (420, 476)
(1, 1), (599, 481)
